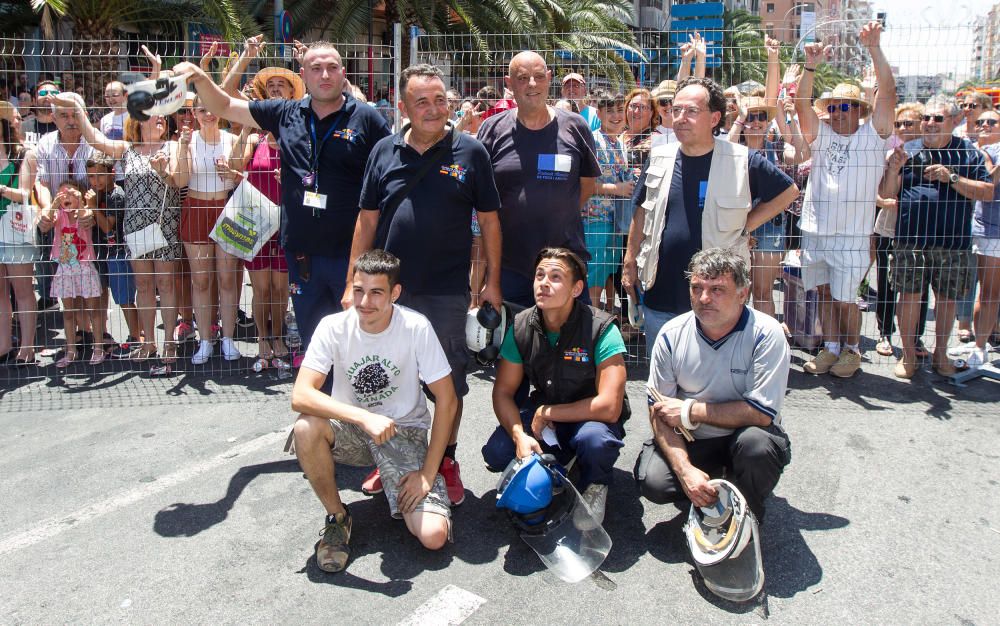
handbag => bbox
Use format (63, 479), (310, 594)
(126, 184), (169, 259)
(210, 177), (280, 261)
(0, 201), (38, 245)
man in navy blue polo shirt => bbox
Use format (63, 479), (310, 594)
(345, 63), (503, 506)
(174, 43), (391, 357)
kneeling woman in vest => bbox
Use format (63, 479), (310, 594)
(483, 247), (630, 523)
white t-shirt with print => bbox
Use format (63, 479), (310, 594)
(301, 305), (452, 429)
(799, 120), (890, 241)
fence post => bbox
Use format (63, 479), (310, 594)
(393, 22), (402, 132)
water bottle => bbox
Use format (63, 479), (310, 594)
(286, 303), (301, 350)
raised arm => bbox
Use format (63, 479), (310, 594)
(693, 31), (707, 78)
(796, 42), (830, 145)
(764, 36), (781, 109)
(859, 21), (897, 139)
(221, 35), (265, 99)
(171, 62), (258, 130)
(50, 94), (129, 159)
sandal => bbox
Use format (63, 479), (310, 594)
(131, 343), (158, 360)
(89, 347), (106, 366)
(162, 341), (179, 364)
(914, 340), (930, 360)
(56, 350), (78, 369)
(876, 336), (894, 357)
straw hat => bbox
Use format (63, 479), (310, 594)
(252, 67), (305, 101)
(743, 95), (776, 119)
(0, 100), (16, 123)
(651, 80), (677, 101)
(815, 83), (869, 112)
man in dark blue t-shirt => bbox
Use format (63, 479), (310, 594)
(879, 96), (993, 379)
(623, 78), (797, 356)
(347, 64), (503, 506)
(174, 44), (391, 357)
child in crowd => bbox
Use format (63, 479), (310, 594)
(44, 180), (104, 367)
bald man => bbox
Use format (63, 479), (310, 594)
(477, 51), (601, 306)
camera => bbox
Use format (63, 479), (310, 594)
(124, 74), (188, 121)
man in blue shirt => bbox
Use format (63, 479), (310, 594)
(879, 96), (993, 379)
(174, 43), (391, 357)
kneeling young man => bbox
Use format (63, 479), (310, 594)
(635, 248), (791, 520)
(484, 247), (629, 524)
(290, 250), (457, 573)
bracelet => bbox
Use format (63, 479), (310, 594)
(680, 398), (699, 431)
(734, 120), (745, 127)
(803, 67), (816, 72)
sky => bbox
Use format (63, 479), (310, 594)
(873, 0), (997, 78)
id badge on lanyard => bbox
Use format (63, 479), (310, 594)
(302, 108), (348, 216)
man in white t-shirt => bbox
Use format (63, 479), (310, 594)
(288, 249), (458, 573)
(794, 20), (896, 379)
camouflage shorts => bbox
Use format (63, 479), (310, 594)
(889, 246), (974, 301)
(328, 421), (451, 520)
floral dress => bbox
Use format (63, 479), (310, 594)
(582, 129), (629, 288)
(122, 145), (182, 261)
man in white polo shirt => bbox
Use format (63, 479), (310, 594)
(794, 20), (896, 378)
(634, 248), (791, 520)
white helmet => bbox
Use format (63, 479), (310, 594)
(684, 479), (764, 602)
(465, 301), (509, 365)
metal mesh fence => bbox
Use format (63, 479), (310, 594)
(0, 22), (998, 387)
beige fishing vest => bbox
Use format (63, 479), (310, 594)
(636, 137), (752, 289)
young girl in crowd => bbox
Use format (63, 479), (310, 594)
(45, 180), (104, 367)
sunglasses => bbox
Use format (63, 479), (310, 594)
(746, 111), (769, 123)
(176, 108), (193, 116)
(976, 118), (999, 127)
(922, 114), (946, 123)
(894, 120), (916, 129)
(961, 102), (980, 110)
(827, 102), (861, 113)
(657, 98), (673, 108)
(38, 89), (60, 97)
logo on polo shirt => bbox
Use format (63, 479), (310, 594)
(439, 163), (467, 182)
(537, 154), (572, 181)
(563, 347), (589, 362)
(333, 128), (359, 143)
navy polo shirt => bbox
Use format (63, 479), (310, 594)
(359, 126), (501, 295)
(250, 93), (391, 257)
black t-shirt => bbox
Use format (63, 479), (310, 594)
(634, 150), (793, 314)
(93, 185), (126, 259)
(897, 136), (990, 249)
(477, 108), (601, 278)
(359, 128), (501, 295)
(250, 94), (391, 257)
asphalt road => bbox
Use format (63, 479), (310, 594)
(1, 352), (998, 624)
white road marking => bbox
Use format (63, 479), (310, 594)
(397, 584), (487, 626)
(0, 430), (288, 557)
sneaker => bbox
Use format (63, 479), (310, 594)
(439, 457), (465, 506)
(361, 468), (383, 495)
(174, 320), (196, 343)
(112, 336), (139, 359)
(581, 483), (608, 525)
(803, 348), (839, 375)
(221, 337), (241, 361)
(191, 339), (213, 365)
(316, 507), (352, 573)
(830, 349), (862, 378)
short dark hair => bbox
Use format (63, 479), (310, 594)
(354, 249), (401, 287)
(86, 154), (116, 172)
(34, 80), (58, 98)
(534, 247), (586, 284)
(685, 248), (750, 289)
(592, 89), (625, 110)
(675, 77), (727, 135)
(400, 64), (444, 97)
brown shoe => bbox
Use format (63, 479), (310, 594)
(830, 350), (862, 378)
(316, 507), (352, 573)
(932, 360), (961, 377)
(804, 348), (839, 375)
(894, 360), (918, 379)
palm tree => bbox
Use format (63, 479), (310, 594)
(28, 0), (255, 103)
(718, 9), (767, 88)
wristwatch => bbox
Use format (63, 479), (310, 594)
(948, 169), (959, 184)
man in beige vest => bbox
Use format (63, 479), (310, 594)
(623, 77), (798, 356)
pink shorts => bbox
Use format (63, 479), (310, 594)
(245, 236), (288, 273)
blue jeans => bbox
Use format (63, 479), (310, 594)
(285, 251), (348, 351)
(482, 397), (625, 488)
(642, 305), (678, 358)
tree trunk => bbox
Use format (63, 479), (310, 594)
(70, 20), (121, 112)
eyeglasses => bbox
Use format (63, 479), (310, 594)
(894, 120), (916, 129)
(746, 111), (769, 123)
(976, 118), (999, 127)
(671, 105), (703, 117)
(38, 89), (59, 97)
(922, 114), (946, 123)
(657, 98), (673, 108)
(961, 102), (980, 110)
(827, 102), (861, 113)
